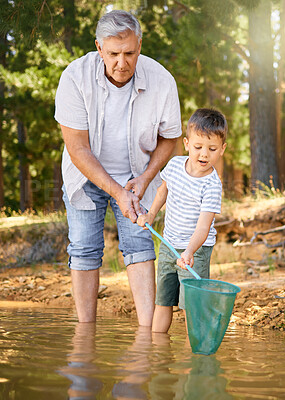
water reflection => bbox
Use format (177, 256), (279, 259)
(0, 309), (284, 399)
(112, 326), (156, 400)
(147, 338), (234, 400)
(59, 321), (234, 400)
(59, 322), (102, 399)
(182, 356), (234, 400)
(60, 323), (173, 399)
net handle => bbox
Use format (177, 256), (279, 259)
(144, 223), (201, 280)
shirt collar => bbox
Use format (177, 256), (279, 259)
(134, 56), (146, 93)
(96, 56), (106, 88)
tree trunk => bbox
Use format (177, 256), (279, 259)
(0, 32), (7, 207)
(277, 0), (285, 190)
(248, 0), (279, 190)
(223, 162), (245, 199)
(17, 121), (33, 211)
(63, 0), (75, 54)
(53, 162), (63, 210)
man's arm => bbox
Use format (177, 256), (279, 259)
(60, 125), (141, 222)
(125, 136), (177, 199)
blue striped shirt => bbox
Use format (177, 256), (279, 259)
(160, 156), (222, 248)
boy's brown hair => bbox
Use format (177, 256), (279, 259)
(187, 108), (228, 144)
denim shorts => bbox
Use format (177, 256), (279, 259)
(155, 242), (213, 310)
(62, 182), (156, 270)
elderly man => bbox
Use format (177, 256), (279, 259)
(55, 10), (181, 325)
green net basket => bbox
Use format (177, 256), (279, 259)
(182, 279), (241, 355)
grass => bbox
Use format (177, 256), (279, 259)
(0, 210), (68, 269)
(108, 256), (123, 273)
(267, 256), (276, 275)
(0, 208), (67, 230)
(253, 177), (284, 199)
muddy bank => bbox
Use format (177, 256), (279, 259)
(0, 262), (284, 331)
(0, 197), (284, 331)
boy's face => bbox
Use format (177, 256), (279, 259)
(184, 130), (226, 177)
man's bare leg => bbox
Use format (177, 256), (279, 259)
(127, 260), (155, 327)
(152, 305), (173, 333)
(71, 269), (100, 323)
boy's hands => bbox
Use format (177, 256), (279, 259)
(137, 212), (155, 230)
(176, 212), (214, 271)
(177, 250), (194, 271)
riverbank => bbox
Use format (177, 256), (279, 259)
(0, 260), (284, 331)
(0, 195), (284, 331)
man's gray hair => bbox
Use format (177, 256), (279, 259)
(96, 10), (142, 47)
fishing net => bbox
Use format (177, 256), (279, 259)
(182, 279), (241, 355)
(143, 223), (241, 355)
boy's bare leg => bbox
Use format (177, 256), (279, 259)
(184, 309), (188, 332)
(71, 269), (100, 323)
(127, 260), (155, 327)
(184, 309), (190, 346)
(152, 305), (173, 333)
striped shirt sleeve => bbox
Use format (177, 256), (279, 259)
(201, 180), (222, 214)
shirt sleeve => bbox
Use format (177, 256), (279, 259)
(201, 182), (222, 214)
(54, 69), (89, 130)
(158, 77), (182, 139)
(160, 158), (173, 182)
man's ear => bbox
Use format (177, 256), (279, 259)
(95, 40), (103, 57)
(138, 38), (142, 54)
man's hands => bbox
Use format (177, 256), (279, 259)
(60, 126), (147, 224)
(116, 187), (142, 224)
(124, 175), (149, 200)
(116, 175), (150, 223)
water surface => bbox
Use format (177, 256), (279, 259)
(0, 307), (284, 399)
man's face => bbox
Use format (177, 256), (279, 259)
(95, 30), (142, 88)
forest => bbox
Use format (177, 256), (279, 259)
(0, 0), (284, 213)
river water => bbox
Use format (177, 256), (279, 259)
(0, 307), (284, 399)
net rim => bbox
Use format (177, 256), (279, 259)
(181, 278), (241, 295)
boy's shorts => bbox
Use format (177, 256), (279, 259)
(62, 181), (156, 270)
(155, 242), (213, 310)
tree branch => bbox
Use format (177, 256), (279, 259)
(171, 0), (250, 65)
(221, 32), (250, 65)
(172, 0), (197, 13)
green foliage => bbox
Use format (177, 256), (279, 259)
(152, 0), (251, 173)
(1, 0), (60, 44)
(139, 6), (177, 67)
(237, 0), (261, 10)
(0, 0), (282, 210)
(226, 104), (251, 172)
(169, 1), (242, 116)
(0, 41), (84, 208)
(0, 0), (106, 210)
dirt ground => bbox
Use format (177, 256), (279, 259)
(0, 197), (284, 331)
(0, 261), (284, 331)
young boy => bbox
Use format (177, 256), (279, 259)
(137, 108), (227, 333)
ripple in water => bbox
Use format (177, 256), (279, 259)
(0, 308), (284, 399)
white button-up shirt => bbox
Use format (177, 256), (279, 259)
(55, 52), (182, 210)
